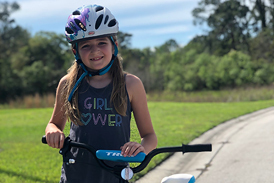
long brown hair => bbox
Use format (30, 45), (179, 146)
(61, 36), (127, 125)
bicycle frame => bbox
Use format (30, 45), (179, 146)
(42, 136), (211, 182)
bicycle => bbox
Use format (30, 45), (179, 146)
(42, 136), (212, 183)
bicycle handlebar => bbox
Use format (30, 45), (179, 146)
(42, 136), (212, 179)
(42, 136), (211, 172)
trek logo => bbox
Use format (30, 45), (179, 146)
(96, 150), (146, 162)
(105, 152), (133, 157)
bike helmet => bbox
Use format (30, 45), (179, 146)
(65, 5), (119, 102)
(65, 4), (119, 44)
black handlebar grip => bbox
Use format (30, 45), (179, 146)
(42, 135), (47, 144)
(183, 144), (212, 154)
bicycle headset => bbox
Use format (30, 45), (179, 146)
(64, 4), (119, 102)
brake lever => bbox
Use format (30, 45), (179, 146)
(59, 137), (73, 165)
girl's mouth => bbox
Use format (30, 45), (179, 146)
(91, 56), (103, 61)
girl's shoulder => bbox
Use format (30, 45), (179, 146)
(58, 75), (70, 86)
(61, 74), (69, 81)
(125, 73), (145, 102)
(125, 73), (143, 88)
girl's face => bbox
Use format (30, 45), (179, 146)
(77, 37), (114, 71)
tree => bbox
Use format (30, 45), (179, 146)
(10, 31), (73, 95)
(149, 39), (180, 91)
(249, 0), (274, 31)
(192, 0), (251, 55)
(249, 28), (274, 62)
(117, 31), (132, 49)
(0, 1), (31, 102)
(0, 1), (19, 25)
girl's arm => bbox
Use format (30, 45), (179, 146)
(121, 74), (157, 156)
(45, 76), (68, 149)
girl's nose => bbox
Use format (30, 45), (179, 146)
(90, 45), (99, 53)
(90, 45), (100, 53)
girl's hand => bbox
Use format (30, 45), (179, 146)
(45, 130), (65, 149)
(120, 142), (145, 157)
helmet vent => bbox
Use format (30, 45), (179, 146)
(72, 10), (81, 15)
(108, 19), (117, 27)
(69, 21), (76, 30)
(74, 19), (86, 31)
(95, 14), (104, 29)
(95, 6), (104, 12)
(66, 27), (74, 34)
(104, 15), (109, 24)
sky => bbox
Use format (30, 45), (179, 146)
(7, 0), (207, 49)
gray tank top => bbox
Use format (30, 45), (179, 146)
(60, 76), (132, 183)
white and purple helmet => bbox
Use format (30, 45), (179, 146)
(65, 4), (119, 44)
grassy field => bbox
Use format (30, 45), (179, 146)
(147, 85), (274, 102)
(1, 85), (274, 109)
(0, 100), (273, 182)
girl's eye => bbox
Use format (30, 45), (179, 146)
(99, 42), (107, 45)
(81, 45), (90, 49)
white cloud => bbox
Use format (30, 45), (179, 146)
(120, 9), (193, 28)
(8, 0), (201, 48)
(128, 25), (190, 36)
(11, 0), (198, 32)
(11, 0), (196, 20)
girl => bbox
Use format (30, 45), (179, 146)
(45, 4), (157, 183)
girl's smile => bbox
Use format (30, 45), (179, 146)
(91, 56), (104, 61)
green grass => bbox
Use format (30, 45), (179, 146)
(0, 100), (273, 182)
(0, 109), (61, 183)
(147, 85), (274, 102)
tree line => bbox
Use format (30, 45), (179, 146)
(1, 0), (274, 103)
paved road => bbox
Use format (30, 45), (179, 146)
(136, 107), (274, 183)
